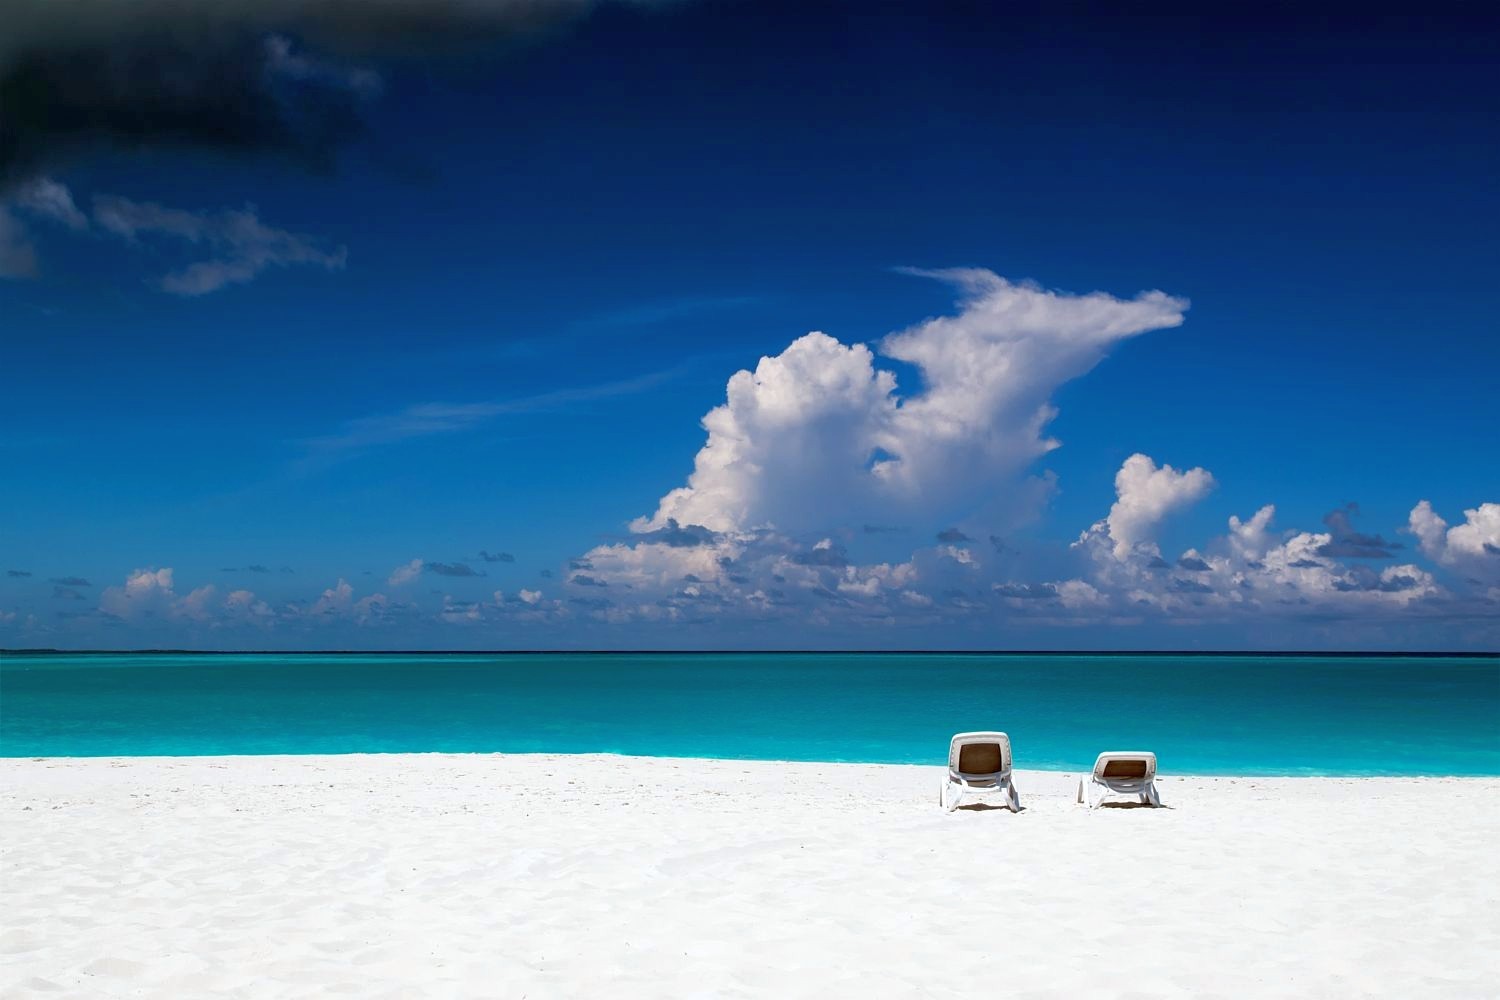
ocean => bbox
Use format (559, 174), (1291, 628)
(1, 652), (1496, 775)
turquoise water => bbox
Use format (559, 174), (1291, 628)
(1, 653), (1496, 774)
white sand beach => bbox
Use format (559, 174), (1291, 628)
(3, 754), (1498, 998)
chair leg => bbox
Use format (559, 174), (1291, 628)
(1008, 781), (1021, 813)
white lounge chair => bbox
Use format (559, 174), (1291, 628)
(1078, 752), (1161, 809)
(940, 732), (1020, 812)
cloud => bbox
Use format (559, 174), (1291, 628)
(936, 528), (970, 543)
(310, 581), (354, 614)
(1316, 503), (1403, 558)
(629, 519), (719, 548)
(1082, 453), (1216, 561)
(636, 271), (1186, 536)
(99, 567), (175, 618)
(302, 367), (678, 458)
(52, 585), (85, 600)
(793, 539), (850, 568)
(427, 561), (483, 577)
(479, 550), (515, 563)
(91, 192), (346, 294)
(6, 569), (32, 577)
(0, 1), (608, 187)
(13, 175), (88, 228)
(992, 582), (1058, 600)
(225, 589), (274, 620)
(1409, 500), (1500, 579)
(48, 576), (90, 586)
(387, 558), (423, 586)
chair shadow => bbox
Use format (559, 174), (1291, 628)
(1094, 800), (1173, 810)
(952, 802), (1025, 813)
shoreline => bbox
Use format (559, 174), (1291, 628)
(4, 748), (1499, 780)
(8, 648), (1498, 655)
(5, 753), (1498, 997)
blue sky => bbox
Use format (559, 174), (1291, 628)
(2, 2), (1497, 649)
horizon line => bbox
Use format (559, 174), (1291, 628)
(3, 648), (1496, 658)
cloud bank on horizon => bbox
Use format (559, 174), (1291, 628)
(6, 270), (1496, 648)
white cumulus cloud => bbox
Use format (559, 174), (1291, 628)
(1408, 500), (1500, 579)
(1073, 453), (1215, 562)
(387, 558), (423, 586)
(636, 271), (1187, 536)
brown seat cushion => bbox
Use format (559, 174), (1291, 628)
(1101, 759), (1149, 779)
(958, 743), (1003, 774)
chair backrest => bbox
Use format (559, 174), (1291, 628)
(949, 732), (1012, 776)
(1093, 751), (1156, 781)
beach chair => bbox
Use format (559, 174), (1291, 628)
(940, 732), (1020, 812)
(1078, 752), (1161, 809)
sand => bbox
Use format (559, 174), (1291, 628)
(3, 754), (1497, 998)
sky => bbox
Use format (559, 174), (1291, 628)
(1, 1), (1497, 650)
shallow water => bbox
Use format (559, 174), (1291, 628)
(1, 652), (1496, 774)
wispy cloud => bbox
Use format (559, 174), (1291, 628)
(93, 193), (346, 295)
(299, 367), (683, 461)
(4, 176), (346, 294)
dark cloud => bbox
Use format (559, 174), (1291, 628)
(862, 524), (907, 535)
(280, 566), (295, 573)
(48, 575), (90, 586)
(247, 564), (271, 573)
(1, 1), (597, 189)
(52, 585), (85, 600)
(992, 582), (1057, 600)
(570, 573), (608, 587)
(427, 561), (483, 577)
(569, 559), (593, 571)
(0, 0), (595, 188)
(7, 569), (31, 577)
(682, 574), (702, 583)
(1170, 577), (1214, 594)
(1316, 503), (1402, 559)
(793, 544), (848, 568)
(568, 596), (611, 609)
(988, 535), (1007, 555)
(1176, 555), (1210, 572)
(1146, 555), (1170, 569)
(539, 569), (553, 578)
(479, 550), (515, 563)
(631, 518), (718, 548)
(936, 528), (970, 543)
(1333, 568), (1425, 594)
(1288, 559), (1324, 569)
